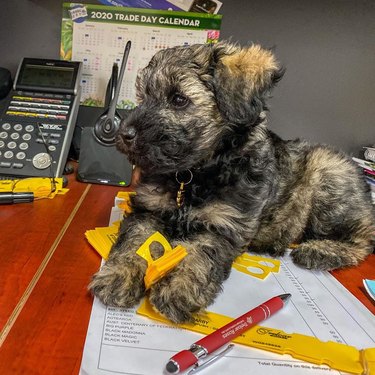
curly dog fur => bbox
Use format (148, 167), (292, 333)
(90, 41), (374, 323)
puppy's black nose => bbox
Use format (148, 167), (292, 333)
(122, 125), (136, 141)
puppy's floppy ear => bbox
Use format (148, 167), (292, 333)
(211, 42), (284, 125)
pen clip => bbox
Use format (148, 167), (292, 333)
(187, 344), (235, 374)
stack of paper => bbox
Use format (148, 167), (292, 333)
(85, 224), (120, 260)
(352, 156), (375, 204)
(85, 191), (135, 259)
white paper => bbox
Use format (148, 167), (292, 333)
(80, 252), (375, 375)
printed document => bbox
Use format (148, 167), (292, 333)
(80, 252), (375, 374)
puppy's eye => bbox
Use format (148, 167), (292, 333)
(171, 94), (190, 108)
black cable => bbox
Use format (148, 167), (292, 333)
(37, 122), (57, 194)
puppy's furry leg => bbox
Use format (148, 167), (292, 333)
(148, 233), (239, 323)
(89, 214), (161, 307)
(251, 184), (312, 257)
(290, 149), (375, 270)
(291, 223), (374, 270)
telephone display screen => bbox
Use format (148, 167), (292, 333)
(15, 58), (81, 94)
(18, 64), (75, 89)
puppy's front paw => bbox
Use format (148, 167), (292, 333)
(149, 274), (217, 323)
(90, 260), (146, 307)
(290, 241), (345, 270)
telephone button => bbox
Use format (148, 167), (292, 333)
(25, 125), (34, 132)
(13, 124), (23, 131)
(12, 163), (24, 169)
(0, 132), (8, 139)
(22, 133), (32, 141)
(19, 142), (29, 150)
(10, 133), (20, 140)
(4, 151), (14, 159)
(2, 123), (11, 130)
(32, 153), (51, 169)
(16, 152), (26, 160)
(0, 162), (11, 168)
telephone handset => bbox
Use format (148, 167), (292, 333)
(0, 58), (82, 178)
(93, 41), (131, 146)
(76, 41), (133, 187)
(104, 63), (118, 109)
(0, 67), (12, 99)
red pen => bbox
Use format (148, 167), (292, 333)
(165, 293), (291, 374)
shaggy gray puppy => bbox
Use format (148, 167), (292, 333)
(90, 41), (374, 323)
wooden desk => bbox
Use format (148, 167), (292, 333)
(0, 171), (374, 375)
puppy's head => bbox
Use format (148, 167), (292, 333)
(116, 41), (283, 174)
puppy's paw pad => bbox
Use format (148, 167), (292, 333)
(90, 267), (145, 307)
(149, 278), (206, 323)
(290, 248), (317, 269)
(290, 245), (343, 271)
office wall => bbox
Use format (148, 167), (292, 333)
(0, 0), (374, 155)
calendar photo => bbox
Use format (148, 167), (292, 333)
(61, 3), (222, 108)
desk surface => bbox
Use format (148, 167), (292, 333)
(0, 169), (374, 375)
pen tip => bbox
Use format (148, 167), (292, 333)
(279, 293), (292, 304)
(165, 360), (179, 374)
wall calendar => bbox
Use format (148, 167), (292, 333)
(61, 3), (222, 108)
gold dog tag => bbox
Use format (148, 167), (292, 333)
(176, 182), (185, 208)
(175, 169), (193, 208)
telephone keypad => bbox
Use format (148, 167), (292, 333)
(0, 92), (72, 175)
(0, 121), (62, 172)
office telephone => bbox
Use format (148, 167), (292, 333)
(0, 58), (82, 178)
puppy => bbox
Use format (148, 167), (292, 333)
(90, 41), (374, 323)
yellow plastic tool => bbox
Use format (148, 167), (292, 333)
(115, 191), (136, 215)
(85, 223), (120, 260)
(233, 253), (280, 279)
(136, 232), (187, 289)
(0, 177), (67, 199)
(86, 193), (187, 288)
(86, 228), (187, 288)
(137, 298), (375, 374)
